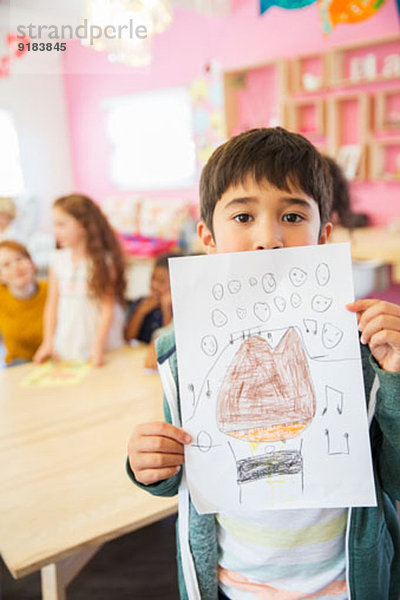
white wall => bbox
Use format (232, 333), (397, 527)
(0, 28), (74, 231)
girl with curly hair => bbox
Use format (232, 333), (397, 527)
(34, 194), (126, 366)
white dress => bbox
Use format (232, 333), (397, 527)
(51, 249), (125, 360)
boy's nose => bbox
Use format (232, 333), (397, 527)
(255, 226), (284, 250)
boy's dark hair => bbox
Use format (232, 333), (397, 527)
(200, 127), (333, 235)
(155, 252), (182, 270)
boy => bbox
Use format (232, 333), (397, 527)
(127, 128), (400, 600)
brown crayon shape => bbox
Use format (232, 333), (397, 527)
(217, 328), (315, 442)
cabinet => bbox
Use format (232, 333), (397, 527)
(223, 34), (400, 182)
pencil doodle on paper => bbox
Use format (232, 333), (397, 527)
(316, 263), (330, 286)
(291, 292), (302, 308)
(228, 280), (241, 294)
(188, 383), (195, 405)
(201, 335), (218, 356)
(236, 308), (247, 320)
(274, 296), (287, 312)
(217, 328), (316, 443)
(249, 277), (258, 286)
(253, 302), (271, 322)
(322, 323), (344, 349)
(289, 267), (308, 287)
(322, 385), (344, 416)
(212, 283), (224, 301)
(192, 431), (214, 452)
(212, 309), (228, 327)
(262, 273), (277, 293)
(312, 294), (333, 312)
(325, 430), (350, 455)
(303, 319), (317, 335)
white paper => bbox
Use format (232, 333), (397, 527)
(169, 243), (376, 514)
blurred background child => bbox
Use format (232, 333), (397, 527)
(124, 253), (178, 345)
(324, 156), (369, 229)
(0, 240), (47, 367)
(0, 197), (20, 242)
(34, 194), (126, 367)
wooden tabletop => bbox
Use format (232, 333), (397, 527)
(0, 346), (177, 579)
(330, 226), (400, 282)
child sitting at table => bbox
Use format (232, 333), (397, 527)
(124, 254), (178, 344)
(0, 240), (47, 366)
(34, 194), (126, 367)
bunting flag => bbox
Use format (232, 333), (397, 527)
(260, 0), (316, 14)
(319, 0), (386, 33)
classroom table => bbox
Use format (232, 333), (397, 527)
(330, 225), (400, 283)
(0, 346), (177, 600)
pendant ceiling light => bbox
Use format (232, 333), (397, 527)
(82, 0), (173, 67)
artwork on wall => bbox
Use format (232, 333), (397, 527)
(170, 244), (376, 514)
(189, 61), (226, 172)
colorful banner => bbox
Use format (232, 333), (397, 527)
(260, 0), (316, 14)
(319, 0), (386, 33)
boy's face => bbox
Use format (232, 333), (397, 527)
(0, 247), (35, 289)
(198, 177), (332, 254)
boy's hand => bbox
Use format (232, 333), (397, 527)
(139, 296), (160, 315)
(128, 422), (192, 486)
(347, 299), (400, 373)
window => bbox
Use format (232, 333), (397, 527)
(0, 109), (24, 196)
(105, 87), (196, 190)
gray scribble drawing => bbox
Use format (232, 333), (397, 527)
(274, 296), (286, 313)
(289, 267), (308, 287)
(253, 302), (271, 322)
(206, 379), (211, 397)
(290, 292), (302, 308)
(322, 385), (344, 416)
(236, 308), (247, 320)
(303, 319), (317, 335)
(316, 263), (330, 286)
(217, 328), (316, 443)
(228, 280), (241, 294)
(322, 323), (344, 349)
(188, 383), (195, 405)
(249, 277), (258, 286)
(262, 273), (277, 294)
(193, 431), (213, 452)
(325, 430), (350, 455)
(236, 449), (303, 484)
(201, 335), (218, 356)
(312, 294), (333, 312)
(212, 309), (228, 327)
(212, 283), (224, 301)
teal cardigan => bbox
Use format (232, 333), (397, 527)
(127, 331), (400, 600)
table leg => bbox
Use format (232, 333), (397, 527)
(41, 546), (101, 600)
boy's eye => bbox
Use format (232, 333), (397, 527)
(283, 213), (303, 223)
(234, 213), (253, 223)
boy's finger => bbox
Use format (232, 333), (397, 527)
(136, 421), (192, 444)
(137, 435), (185, 455)
(346, 299), (377, 312)
(138, 452), (185, 470)
(359, 315), (400, 344)
(357, 301), (400, 332)
(137, 466), (181, 486)
(369, 329), (400, 352)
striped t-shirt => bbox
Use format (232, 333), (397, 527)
(217, 508), (348, 600)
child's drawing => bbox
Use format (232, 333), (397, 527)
(217, 329), (315, 443)
(212, 283), (224, 301)
(274, 296), (287, 312)
(169, 243), (376, 513)
(211, 309), (228, 327)
(262, 273), (277, 293)
(253, 302), (271, 322)
(290, 292), (302, 308)
(312, 294), (333, 312)
(322, 322), (344, 349)
(228, 280), (241, 294)
(289, 267), (308, 287)
(316, 262), (330, 286)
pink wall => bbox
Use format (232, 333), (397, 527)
(62, 0), (400, 225)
